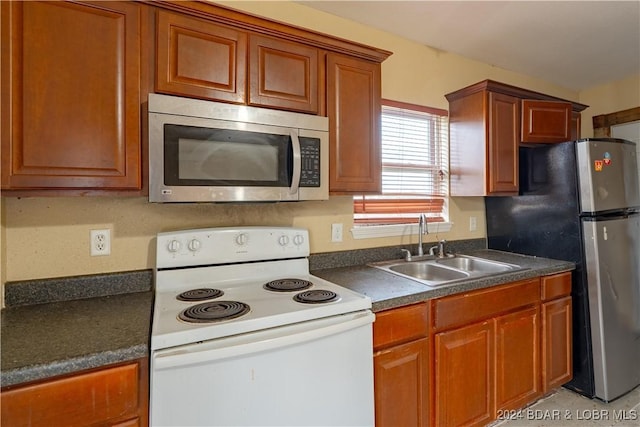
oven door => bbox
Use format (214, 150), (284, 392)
(150, 310), (375, 427)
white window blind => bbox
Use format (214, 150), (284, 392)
(354, 100), (449, 225)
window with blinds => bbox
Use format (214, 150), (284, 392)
(354, 100), (449, 225)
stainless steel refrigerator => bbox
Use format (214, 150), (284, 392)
(485, 138), (640, 402)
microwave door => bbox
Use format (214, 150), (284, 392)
(289, 129), (301, 196)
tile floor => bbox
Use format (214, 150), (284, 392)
(492, 386), (640, 427)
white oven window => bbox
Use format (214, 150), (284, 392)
(178, 138), (279, 181)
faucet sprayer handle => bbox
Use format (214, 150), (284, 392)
(400, 249), (412, 262)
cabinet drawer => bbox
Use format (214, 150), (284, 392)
(373, 302), (429, 350)
(1, 362), (140, 427)
(432, 279), (540, 332)
(541, 272), (572, 301)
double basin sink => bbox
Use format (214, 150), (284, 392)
(370, 254), (527, 287)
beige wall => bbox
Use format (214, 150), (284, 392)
(2, 0), (622, 291)
(578, 73), (640, 138)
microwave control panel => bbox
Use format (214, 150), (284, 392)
(299, 137), (321, 187)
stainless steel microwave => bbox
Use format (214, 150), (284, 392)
(148, 94), (329, 203)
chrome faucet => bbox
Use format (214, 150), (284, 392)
(417, 214), (428, 256)
(429, 239), (447, 258)
(400, 214), (428, 261)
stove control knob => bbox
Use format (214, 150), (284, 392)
(293, 234), (305, 246)
(278, 235), (290, 246)
(187, 239), (201, 252)
(167, 239), (182, 253)
(235, 233), (248, 246)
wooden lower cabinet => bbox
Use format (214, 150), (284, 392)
(374, 338), (430, 427)
(541, 272), (573, 393)
(495, 307), (541, 411)
(372, 272), (572, 427)
(0, 359), (148, 427)
(373, 302), (430, 427)
(542, 296), (573, 393)
(434, 307), (541, 427)
(434, 320), (494, 427)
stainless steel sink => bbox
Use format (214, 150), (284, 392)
(389, 263), (469, 282)
(435, 256), (516, 274)
(370, 254), (525, 287)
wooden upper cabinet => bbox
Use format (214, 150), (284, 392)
(248, 35), (319, 113)
(327, 53), (382, 194)
(156, 12), (320, 113)
(1, 0), (142, 190)
(447, 90), (519, 196)
(156, 10), (247, 103)
(446, 80), (588, 197)
(521, 100), (572, 143)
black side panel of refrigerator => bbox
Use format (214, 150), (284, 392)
(485, 141), (595, 397)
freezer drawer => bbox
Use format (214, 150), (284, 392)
(582, 213), (640, 401)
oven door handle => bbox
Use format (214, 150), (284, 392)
(153, 310), (374, 371)
(289, 129), (301, 195)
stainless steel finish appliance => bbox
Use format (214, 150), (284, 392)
(150, 226), (375, 426)
(148, 94), (329, 203)
(486, 138), (640, 402)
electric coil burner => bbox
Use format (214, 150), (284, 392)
(294, 289), (339, 304)
(178, 301), (250, 323)
(150, 227), (375, 427)
(176, 288), (223, 301)
(264, 278), (313, 292)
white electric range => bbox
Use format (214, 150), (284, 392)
(150, 226), (375, 427)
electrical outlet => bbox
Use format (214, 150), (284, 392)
(469, 216), (477, 232)
(90, 229), (111, 256)
(331, 223), (343, 242)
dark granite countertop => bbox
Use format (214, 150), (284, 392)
(1, 270), (153, 388)
(312, 249), (575, 312)
(0, 248), (573, 389)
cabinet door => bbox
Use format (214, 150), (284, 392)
(1, 0), (141, 190)
(1, 362), (141, 427)
(327, 53), (381, 194)
(495, 307), (541, 411)
(488, 92), (519, 194)
(434, 321), (494, 427)
(542, 296), (573, 393)
(521, 100), (572, 143)
(156, 10), (247, 103)
(248, 35), (319, 113)
(374, 338), (429, 427)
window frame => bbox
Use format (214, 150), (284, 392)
(352, 99), (451, 239)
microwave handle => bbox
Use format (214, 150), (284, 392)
(289, 130), (301, 195)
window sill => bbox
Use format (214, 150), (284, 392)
(351, 222), (453, 240)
